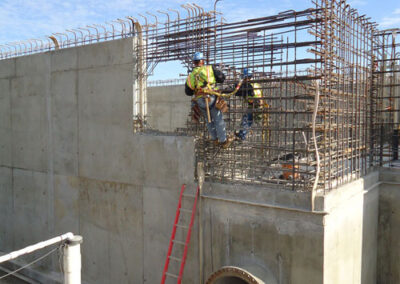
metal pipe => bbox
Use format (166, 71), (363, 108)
(0, 233), (74, 264)
(63, 235), (83, 284)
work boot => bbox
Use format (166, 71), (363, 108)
(234, 131), (244, 142)
(221, 135), (234, 149)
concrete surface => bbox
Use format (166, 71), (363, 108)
(147, 85), (190, 132)
(201, 172), (383, 284)
(202, 192), (323, 284)
(0, 38), (196, 284)
(322, 173), (380, 284)
(377, 167), (400, 284)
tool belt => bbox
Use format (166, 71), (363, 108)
(215, 97), (228, 113)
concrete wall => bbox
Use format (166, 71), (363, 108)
(0, 38), (195, 284)
(377, 167), (400, 284)
(147, 85), (190, 132)
(201, 183), (323, 284)
(317, 172), (380, 284)
(201, 173), (382, 284)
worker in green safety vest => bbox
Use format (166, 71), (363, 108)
(235, 68), (267, 141)
(185, 52), (234, 148)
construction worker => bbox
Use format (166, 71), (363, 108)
(185, 52), (234, 148)
(234, 68), (265, 141)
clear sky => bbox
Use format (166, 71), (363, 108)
(0, 0), (399, 79)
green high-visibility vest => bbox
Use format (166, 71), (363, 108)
(186, 65), (216, 91)
(247, 83), (262, 104)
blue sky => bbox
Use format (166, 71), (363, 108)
(0, 0), (399, 79)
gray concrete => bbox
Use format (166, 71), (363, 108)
(201, 172), (383, 284)
(321, 172), (380, 284)
(0, 39), (196, 284)
(202, 193), (323, 284)
(377, 167), (400, 284)
(147, 85), (190, 132)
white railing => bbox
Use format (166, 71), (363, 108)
(0, 232), (82, 284)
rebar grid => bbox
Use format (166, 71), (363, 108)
(177, 0), (378, 192)
(309, 0), (375, 191)
(371, 29), (400, 167)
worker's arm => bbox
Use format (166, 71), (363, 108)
(185, 82), (194, 96)
(212, 65), (225, 83)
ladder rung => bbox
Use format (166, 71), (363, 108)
(173, 240), (186, 245)
(179, 208), (192, 213)
(176, 224), (189, 229)
(165, 272), (179, 279)
(182, 194), (196, 198)
(169, 255), (181, 262)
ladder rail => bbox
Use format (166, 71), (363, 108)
(161, 184), (186, 284)
(177, 186), (200, 284)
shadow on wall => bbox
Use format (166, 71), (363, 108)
(376, 168), (400, 284)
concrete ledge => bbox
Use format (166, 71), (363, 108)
(314, 171), (380, 212)
(203, 182), (313, 212)
(379, 166), (400, 183)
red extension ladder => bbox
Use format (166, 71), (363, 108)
(161, 184), (200, 284)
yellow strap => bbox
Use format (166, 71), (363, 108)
(192, 79), (244, 101)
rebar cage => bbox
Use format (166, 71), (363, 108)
(371, 30), (400, 168)
(177, 0), (399, 192)
(1, 0), (399, 192)
(181, 0), (383, 192)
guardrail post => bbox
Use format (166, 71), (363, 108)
(63, 235), (83, 284)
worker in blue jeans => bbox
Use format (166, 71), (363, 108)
(235, 68), (264, 141)
(185, 52), (234, 148)
(194, 96), (227, 143)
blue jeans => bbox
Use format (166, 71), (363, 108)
(196, 96), (227, 142)
(237, 112), (253, 140)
